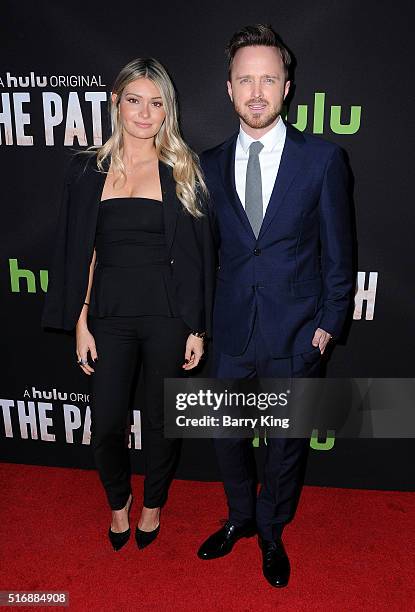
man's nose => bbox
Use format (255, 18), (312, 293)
(251, 79), (263, 99)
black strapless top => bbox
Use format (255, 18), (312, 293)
(88, 197), (174, 317)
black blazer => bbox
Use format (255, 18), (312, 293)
(41, 152), (216, 336)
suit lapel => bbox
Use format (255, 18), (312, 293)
(80, 153), (107, 251)
(91, 153), (108, 201)
(258, 123), (306, 239)
(218, 134), (256, 240)
(159, 160), (179, 254)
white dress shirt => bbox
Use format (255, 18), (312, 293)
(234, 117), (287, 212)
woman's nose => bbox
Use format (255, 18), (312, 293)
(139, 103), (150, 118)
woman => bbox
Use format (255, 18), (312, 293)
(41, 58), (216, 551)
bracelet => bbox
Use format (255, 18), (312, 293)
(191, 330), (207, 339)
(84, 302), (89, 306)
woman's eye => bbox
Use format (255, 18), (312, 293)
(127, 98), (139, 103)
(152, 102), (163, 107)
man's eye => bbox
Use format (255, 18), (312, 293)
(265, 78), (275, 84)
(240, 78), (250, 84)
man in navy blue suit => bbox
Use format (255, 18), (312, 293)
(197, 24), (353, 587)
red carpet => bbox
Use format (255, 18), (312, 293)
(0, 463), (414, 611)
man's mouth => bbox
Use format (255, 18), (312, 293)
(247, 102), (267, 112)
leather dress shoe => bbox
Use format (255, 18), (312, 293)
(197, 520), (256, 560)
(260, 537), (290, 588)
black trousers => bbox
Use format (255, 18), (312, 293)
(211, 313), (321, 541)
(88, 315), (190, 511)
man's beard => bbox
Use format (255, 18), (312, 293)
(234, 98), (282, 130)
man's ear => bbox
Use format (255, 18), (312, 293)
(283, 80), (291, 101)
(227, 80), (233, 102)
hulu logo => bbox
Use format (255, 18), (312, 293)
(9, 258), (48, 293)
(252, 429), (336, 450)
(284, 92), (361, 134)
(310, 430), (336, 450)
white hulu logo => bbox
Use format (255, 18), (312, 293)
(354, 272), (378, 320)
(6, 71), (47, 88)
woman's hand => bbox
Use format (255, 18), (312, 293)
(182, 334), (204, 370)
(76, 323), (98, 375)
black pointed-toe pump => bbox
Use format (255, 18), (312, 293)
(108, 494), (133, 551)
(135, 523), (160, 549)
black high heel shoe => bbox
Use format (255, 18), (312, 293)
(108, 494), (133, 551)
(135, 523), (160, 549)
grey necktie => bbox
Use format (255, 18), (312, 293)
(245, 140), (264, 238)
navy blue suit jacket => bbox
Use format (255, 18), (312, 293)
(200, 121), (353, 358)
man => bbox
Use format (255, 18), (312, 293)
(197, 24), (353, 588)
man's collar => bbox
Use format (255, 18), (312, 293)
(238, 116), (286, 153)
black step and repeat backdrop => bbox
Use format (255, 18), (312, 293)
(2, 1), (414, 490)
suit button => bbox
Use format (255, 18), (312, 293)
(253, 248), (261, 256)
(170, 259), (174, 264)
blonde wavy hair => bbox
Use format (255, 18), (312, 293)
(86, 58), (207, 217)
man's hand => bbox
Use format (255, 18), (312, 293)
(182, 334), (204, 370)
(312, 328), (333, 355)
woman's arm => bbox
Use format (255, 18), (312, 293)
(76, 249), (98, 375)
(76, 248), (96, 329)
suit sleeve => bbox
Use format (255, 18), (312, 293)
(195, 190), (218, 339)
(318, 146), (354, 339)
(40, 155), (79, 330)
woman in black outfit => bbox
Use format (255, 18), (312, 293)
(41, 58), (216, 551)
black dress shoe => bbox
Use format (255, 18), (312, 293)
(108, 494), (133, 551)
(135, 524), (160, 549)
(260, 537), (290, 588)
(197, 520), (256, 560)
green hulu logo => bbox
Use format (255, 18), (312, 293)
(9, 258), (48, 293)
(252, 429), (336, 450)
(284, 92), (361, 134)
(310, 429), (336, 450)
